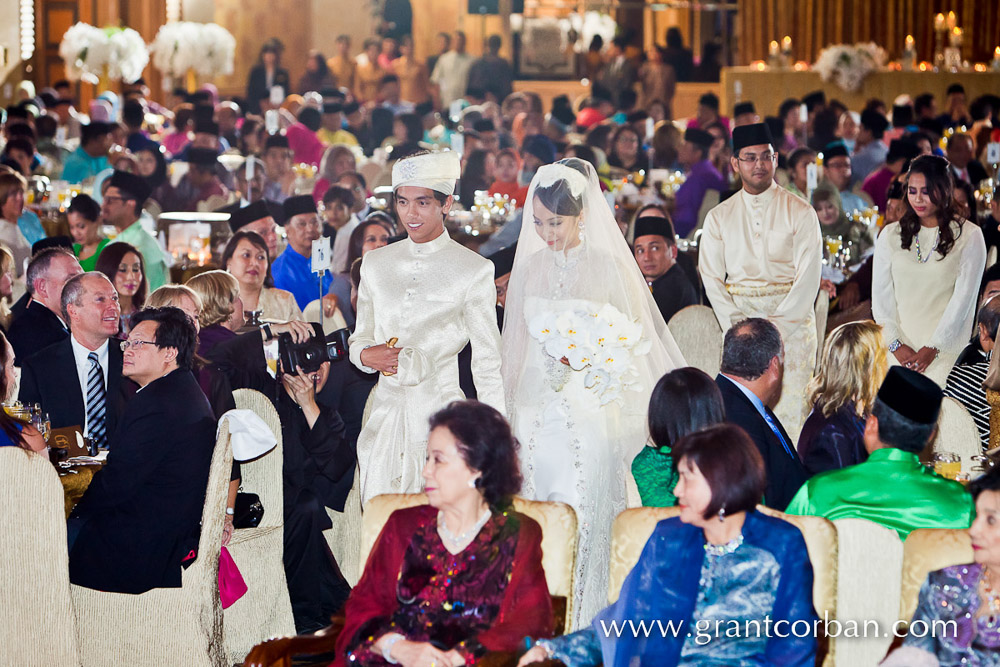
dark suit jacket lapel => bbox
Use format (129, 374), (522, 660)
(55, 339), (86, 429)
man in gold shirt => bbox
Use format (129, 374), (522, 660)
(326, 35), (355, 93)
(699, 122), (822, 440)
(317, 103), (359, 147)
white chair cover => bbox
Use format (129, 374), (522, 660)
(0, 448), (82, 666)
(833, 518), (904, 667)
(933, 397), (983, 474)
(223, 389), (295, 664)
(668, 305), (723, 378)
(71, 424), (233, 667)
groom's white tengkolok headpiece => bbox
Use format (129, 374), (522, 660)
(391, 150), (462, 196)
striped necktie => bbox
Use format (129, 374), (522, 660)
(86, 351), (107, 449)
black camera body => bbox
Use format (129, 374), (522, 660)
(278, 324), (349, 375)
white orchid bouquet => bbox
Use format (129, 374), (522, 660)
(150, 22), (235, 79)
(528, 303), (651, 405)
(813, 42), (887, 92)
(59, 23), (149, 84)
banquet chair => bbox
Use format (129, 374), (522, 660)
(302, 298), (349, 334)
(608, 506), (837, 666)
(831, 518), (904, 667)
(70, 423), (233, 667)
(668, 305), (723, 378)
(932, 397), (983, 474)
(223, 390), (296, 664)
(0, 448), (82, 666)
(899, 528), (973, 623)
(243, 494), (578, 667)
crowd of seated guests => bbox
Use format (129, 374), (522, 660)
(3, 23), (1000, 667)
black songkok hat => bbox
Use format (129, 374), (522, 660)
(323, 102), (343, 114)
(733, 102), (756, 117)
(684, 128), (715, 151)
(487, 244), (517, 279)
(194, 119), (220, 136)
(187, 147), (219, 167)
(731, 122), (774, 154)
(282, 194), (317, 220)
(31, 235), (73, 255)
(822, 141), (850, 162)
(877, 366), (942, 425)
(802, 90), (826, 111)
(861, 109), (890, 135)
(264, 134), (289, 150)
(887, 138), (920, 163)
(342, 101), (360, 115)
(473, 119), (496, 134)
(108, 170), (152, 204)
(633, 216), (676, 242)
(228, 200), (273, 232)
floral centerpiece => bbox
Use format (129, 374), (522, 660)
(813, 42), (887, 92)
(59, 23), (149, 84)
(528, 303), (651, 405)
(150, 21), (236, 80)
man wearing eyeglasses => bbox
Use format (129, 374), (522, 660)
(699, 122), (822, 440)
(68, 306), (217, 594)
(101, 170), (170, 290)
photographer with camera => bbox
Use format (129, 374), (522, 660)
(189, 275), (355, 633)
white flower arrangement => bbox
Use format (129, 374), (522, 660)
(150, 22), (235, 79)
(59, 23), (149, 84)
(528, 303), (651, 405)
(812, 42), (887, 92)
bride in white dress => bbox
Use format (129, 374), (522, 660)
(502, 159), (686, 629)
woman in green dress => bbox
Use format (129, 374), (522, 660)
(631, 367), (725, 506)
(68, 193), (110, 272)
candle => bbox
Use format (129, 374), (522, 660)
(905, 34), (914, 49)
(769, 40), (779, 56)
(934, 13), (945, 31)
(782, 35), (792, 51)
(946, 11), (957, 30)
(995, 46), (1000, 59)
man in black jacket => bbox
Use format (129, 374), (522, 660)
(68, 307), (216, 594)
(715, 318), (807, 510)
(19, 273), (135, 442)
(633, 216), (699, 324)
(7, 248), (82, 364)
(211, 325), (356, 633)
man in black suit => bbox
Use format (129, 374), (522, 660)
(19, 273), (135, 441)
(715, 318), (807, 510)
(7, 248), (82, 364)
(632, 216), (699, 324)
(68, 307), (217, 594)
(946, 132), (989, 186)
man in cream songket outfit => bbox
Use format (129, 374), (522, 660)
(349, 150), (505, 505)
(699, 122), (822, 440)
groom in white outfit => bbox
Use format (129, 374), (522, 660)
(349, 150), (506, 505)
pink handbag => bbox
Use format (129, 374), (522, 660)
(218, 546), (248, 609)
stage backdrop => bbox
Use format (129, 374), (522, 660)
(737, 0), (1000, 65)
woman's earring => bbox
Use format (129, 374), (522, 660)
(468, 477), (478, 489)
(718, 506), (726, 522)
(578, 221), (585, 241)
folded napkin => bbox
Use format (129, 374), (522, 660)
(218, 409), (277, 462)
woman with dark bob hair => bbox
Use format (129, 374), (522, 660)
(632, 367), (725, 506)
(884, 465), (1000, 665)
(335, 400), (553, 667)
(521, 423), (818, 666)
(345, 215), (393, 270)
(872, 154), (986, 384)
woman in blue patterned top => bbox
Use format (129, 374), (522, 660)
(883, 465), (1000, 666)
(519, 423), (818, 667)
